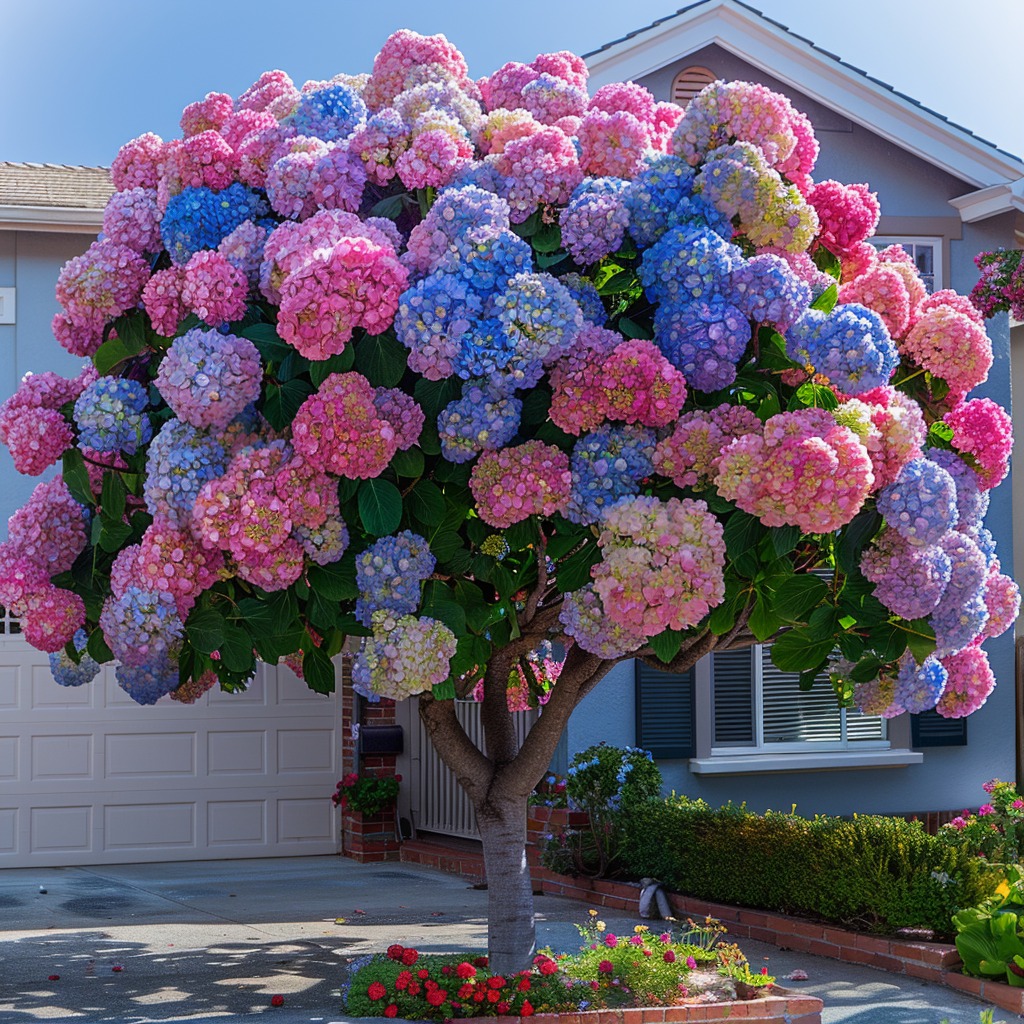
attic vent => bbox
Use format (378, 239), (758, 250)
(671, 66), (717, 108)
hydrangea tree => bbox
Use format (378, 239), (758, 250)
(1, 31), (1018, 972)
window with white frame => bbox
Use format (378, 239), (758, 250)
(871, 237), (942, 293)
(710, 646), (888, 754)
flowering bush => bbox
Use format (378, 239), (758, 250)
(344, 917), (765, 1018)
(332, 771), (401, 816)
(941, 779), (1024, 868)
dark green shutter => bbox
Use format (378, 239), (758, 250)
(635, 662), (695, 758)
(911, 709), (968, 747)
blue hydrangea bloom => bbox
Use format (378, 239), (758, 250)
(927, 448), (989, 530)
(451, 318), (517, 380)
(161, 183), (269, 265)
(74, 378), (152, 455)
(786, 303), (898, 396)
(623, 155), (696, 247)
(436, 229), (533, 297)
(654, 297), (751, 392)
(115, 655), (181, 705)
(877, 458), (958, 546)
(285, 84), (367, 141)
(639, 224), (742, 307)
(893, 652), (947, 714)
(438, 379), (522, 463)
(558, 272), (605, 325)
(355, 531), (436, 627)
(565, 424), (657, 525)
(144, 419), (228, 527)
(727, 253), (813, 330)
(49, 629), (101, 687)
(559, 177), (630, 265)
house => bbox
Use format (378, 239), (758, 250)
(555, 0), (1024, 821)
(0, 164), (343, 868)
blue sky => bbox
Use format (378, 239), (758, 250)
(2, 0), (1020, 167)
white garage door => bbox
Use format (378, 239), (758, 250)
(0, 621), (343, 867)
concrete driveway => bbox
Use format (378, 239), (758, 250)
(0, 855), (1012, 1023)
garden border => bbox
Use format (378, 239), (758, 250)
(398, 814), (1024, 1018)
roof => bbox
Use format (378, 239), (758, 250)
(585, 0), (1024, 218)
(0, 162), (112, 233)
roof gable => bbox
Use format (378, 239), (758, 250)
(585, 0), (1024, 196)
(0, 162), (112, 233)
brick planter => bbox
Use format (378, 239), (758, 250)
(342, 808), (400, 862)
(527, 805), (590, 866)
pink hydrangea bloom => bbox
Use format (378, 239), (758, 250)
(23, 585), (85, 653)
(234, 536), (306, 591)
(653, 405), (762, 489)
(181, 92), (234, 136)
(142, 266), (188, 337)
(592, 495), (726, 637)
(559, 584), (646, 658)
(476, 109), (542, 156)
(936, 644), (995, 718)
(521, 74), (588, 126)
(102, 187), (162, 254)
(51, 312), (104, 357)
(111, 132), (165, 191)
(548, 326), (624, 435)
(916, 288), (985, 328)
(944, 398), (1012, 489)
(277, 235), (407, 359)
(291, 372), (398, 478)
(807, 180), (879, 255)
(877, 245), (928, 309)
(395, 122), (472, 190)
(3, 409), (73, 475)
(601, 339), (687, 427)
(363, 30), (471, 111)
(219, 108), (278, 152)
(578, 110), (651, 180)
(839, 265), (911, 340)
(589, 81), (656, 127)
(531, 51), (588, 90)
(469, 441), (572, 528)
(0, 365), (94, 443)
(981, 569), (1020, 641)
(170, 130), (239, 194)
(131, 519), (226, 618)
(6, 477), (88, 576)
(481, 62), (539, 112)
(716, 409), (874, 533)
(0, 546), (50, 617)
(902, 305), (993, 403)
(853, 672), (904, 718)
(170, 669), (219, 704)
(180, 250), (249, 326)
(237, 69), (300, 116)
(56, 238), (150, 332)
(236, 124), (298, 190)
(495, 127), (582, 222)
(348, 110), (410, 186)
(847, 386), (926, 490)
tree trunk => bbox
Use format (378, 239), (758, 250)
(477, 795), (535, 975)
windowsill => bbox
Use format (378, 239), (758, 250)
(688, 749), (924, 775)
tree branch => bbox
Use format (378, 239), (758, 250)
(520, 527), (547, 627)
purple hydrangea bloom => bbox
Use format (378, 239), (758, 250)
(74, 377), (152, 454)
(728, 253), (812, 330)
(876, 458), (958, 546)
(654, 297), (751, 392)
(438, 379), (522, 463)
(355, 531), (436, 627)
(559, 177), (630, 265)
(565, 424), (657, 525)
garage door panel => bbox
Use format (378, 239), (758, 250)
(0, 641), (344, 866)
(30, 734), (92, 780)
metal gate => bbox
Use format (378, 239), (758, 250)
(410, 700), (535, 839)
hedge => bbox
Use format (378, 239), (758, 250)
(615, 796), (999, 937)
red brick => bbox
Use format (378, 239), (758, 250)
(892, 941), (959, 967)
(783, 996), (825, 1013)
(853, 933), (891, 953)
(981, 981), (1024, 1015)
(621, 1009), (645, 1024)
(807, 940), (840, 958)
(786, 920), (824, 939)
(776, 934), (811, 953)
(902, 960), (943, 982)
(738, 910), (769, 928)
(867, 953), (904, 973)
(640, 1010), (667, 1023)
(840, 946), (876, 967)
(821, 926), (853, 947)
(943, 971), (985, 996)
(746, 926), (777, 944)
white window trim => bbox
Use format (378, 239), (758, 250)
(691, 648), (921, 774)
(871, 236), (944, 291)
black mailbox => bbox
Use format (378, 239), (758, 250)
(359, 724), (404, 755)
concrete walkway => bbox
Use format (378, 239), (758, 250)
(0, 855), (1015, 1024)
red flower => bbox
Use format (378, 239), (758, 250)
(417, 969), (430, 980)
(367, 982), (387, 1001)
(384, 1005), (398, 1018)
(487, 989), (500, 1003)
(538, 959), (558, 976)
(458, 983), (474, 999)
(497, 1002), (510, 1014)
(395, 971), (412, 990)
(387, 944), (405, 961)
(487, 976), (505, 989)
(402, 948), (419, 966)
(663, 950), (676, 963)
(521, 999), (535, 1016)
(518, 978), (531, 991)
(407, 982), (421, 996)
(441, 965), (452, 975)
(598, 960), (614, 973)
(270, 994), (284, 1007)
(426, 989), (447, 1007)
(456, 961), (476, 979)
(473, 956), (489, 968)
(473, 992), (486, 1003)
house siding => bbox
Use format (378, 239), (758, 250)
(0, 229), (91, 526)
(563, 53), (1018, 819)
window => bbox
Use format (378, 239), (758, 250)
(871, 237), (942, 292)
(710, 646), (887, 754)
(671, 66), (717, 108)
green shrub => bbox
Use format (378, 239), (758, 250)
(612, 796), (999, 938)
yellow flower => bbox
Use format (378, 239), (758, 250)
(634, 925), (648, 934)
(596, 921), (606, 931)
(589, 909), (598, 917)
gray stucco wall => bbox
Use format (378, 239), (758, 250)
(561, 52), (1018, 817)
(0, 230), (93, 527)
